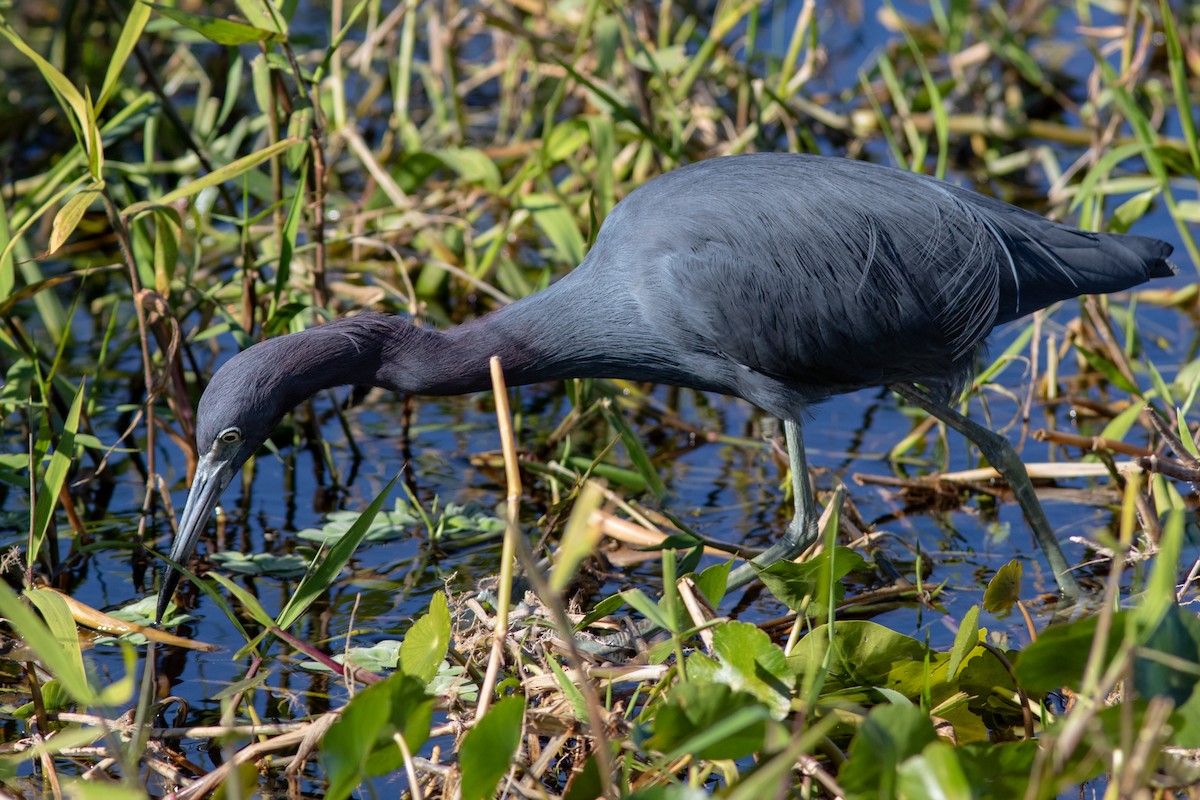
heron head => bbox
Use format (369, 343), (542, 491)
(156, 344), (293, 621)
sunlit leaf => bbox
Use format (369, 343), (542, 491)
(982, 560), (1022, 615)
(143, 2), (286, 44)
(400, 591), (451, 685)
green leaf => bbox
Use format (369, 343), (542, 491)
(787, 621), (932, 696)
(32, 379), (86, 563)
(0, 584), (99, 705)
(644, 683), (769, 760)
(277, 472), (400, 629)
(600, 402), (666, 499)
(550, 481), (604, 593)
(687, 621), (792, 718)
(122, 138), (299, 218)
(321, 673), (434, 800)
(460, 697), (525, 800)
(522, 193), (585, 266)
(982, 560), (1022, 615)
(1015, 612), (1128, 694)
(947, 605), (981, 678)
(896, 741), (974, 800)
(97, 1), (151, 112)
(547, 655), (589, 722)
(839, 699), (937, 799)
(620, 588), (675, 634)
(431, 148), (501, 193)
(694, 561), (730, 608)
(207, 573), (276, 628)
(0, 24), (91, 149)
(1108, 188), (1158, 234)
(299, 641), (402, 674)
(1077, 346), (1140, 396)
(756, 546), (866, 614)
(1134, 604), (1200, 707)
(143, 2), (286, 44)
(400, 591), (451, 685)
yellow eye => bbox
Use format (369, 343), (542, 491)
(218, 428), (242, 444)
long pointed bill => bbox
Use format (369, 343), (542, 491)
(157, 452), (235, 622)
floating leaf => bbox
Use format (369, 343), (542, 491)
(210, 551), (310, 578)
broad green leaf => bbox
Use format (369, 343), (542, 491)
(400, 591), (451, 684)
(0, 583), (99, 705)
(694, 561), (731, 608)
(522, 193), (585, 266)
(896, 741), (973, 800)
(321, 673), (433, 800)
(756, 546), (866, 614)
(787, 620), (931, 694)
(299, 641), (401, 674)
(1015, 612), (1128, 694)
(210, 551), (309, 577)
(460, 697), (524, 800)
(1135, 604), (1200, 707)
(839, 699), (937, 798)
(143, 3), (286, 44)
(25, 588), (89, 695)
(1108, 188), (1157, 234)
(688, 621), (792, 718)
(644, 683), (769, 760)
(982, 560), (1022, 615)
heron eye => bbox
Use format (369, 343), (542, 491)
(218, 428), (242, 444)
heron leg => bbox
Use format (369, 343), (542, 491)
(726, 417), (820, 590)
(890, 383), (1083, 598)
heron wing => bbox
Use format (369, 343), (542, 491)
(611, 156), (1005, 402)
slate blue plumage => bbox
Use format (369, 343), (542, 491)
(159, 154), (1175, 621)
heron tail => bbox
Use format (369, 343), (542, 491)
(1112, 233), (1178, 280)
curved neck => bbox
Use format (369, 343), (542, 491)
(270, 275), (685, 403)
(382, 278), (649, 395)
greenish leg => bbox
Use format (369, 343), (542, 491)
(890, 383), (1083, 598)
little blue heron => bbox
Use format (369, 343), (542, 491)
(157, 154), (1175, 622)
